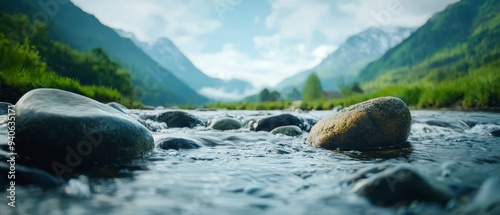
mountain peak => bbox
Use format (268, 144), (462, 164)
(276, 26), (413, 92)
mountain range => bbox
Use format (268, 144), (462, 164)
(116, 30), (254, 101)
(358, 0), (500, 91)
(275, 27), (413, 93)
(0, 0), (207, 106)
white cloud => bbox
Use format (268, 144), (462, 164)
(198, 86), (259, 101)
(72, 0), (460, 90)
(72, 0), (222, 48)
(312, 45), (338, 60)
(265, 0), (334, 41)
(338, 0), (460, 30)
(187, 43), (321, 87)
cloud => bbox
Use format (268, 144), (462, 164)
(72, 0), (460, 89)
(72, 0), (222, 47)
(265, 0), (334, 41)
(312, 45), (338, 60)
(337, 0), (460, 30)
(187, 43), (324, 87)
(198, 86), (259, 101)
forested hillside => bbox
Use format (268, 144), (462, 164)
(355, 0), (500, 107)
(0, 13), (140, 106)
(0, 0), (208, 105)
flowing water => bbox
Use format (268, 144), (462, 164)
(1, 110), (500, 215)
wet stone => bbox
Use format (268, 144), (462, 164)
(254, 114), (303, 132)
(270, 125), (303, 137)
(156, 137), (201, 150)
(155, 111), (205, 128)
(351, 165), (453, 207)
(14, 88), (154, 172)
(307, 97), (412, 150)
(210, 117), (242, 131)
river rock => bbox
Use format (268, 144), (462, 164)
(0, 102), (13, 115)
(15, 89), (154, 173)
(307, 97), (412, 150)
(156, 137), (201, 150)
(255, 114), (302, 132)
(0, 162), (62, 188)
(351, 165), (453, 206)
(210, 117), (242, 131)
(270, 125), (303, 136)
(107, 102), (129, 114)
(462, 177), (500, 214)
(156, 111), (205, 128)
(490, 129), (500, 137)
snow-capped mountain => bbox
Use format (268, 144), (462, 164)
(115, 29), (254, 101)
(275, 27), (414, 92)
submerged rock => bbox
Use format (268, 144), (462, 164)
(15, 89), (154, 173)
(490, 129), (500, 137)
(156, 111), (205, 128)
(255, 114), (302, 132)
(210, 117), (242, 131)
(307, 97), (412, 150)
(270, 125), (303, 137)
(461, 177), (500, 215)
(351, 165), (453, 207)
(0, 102), (13, 115)
(156, 137), (201, 150)
(0, 162), (62, 188)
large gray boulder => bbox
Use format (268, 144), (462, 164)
(307, 97), (412, 150)
(15, 89), (154, 175)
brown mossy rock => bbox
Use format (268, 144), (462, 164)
(307, 97), (411, 150)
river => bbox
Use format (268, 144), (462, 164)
(1, 110), (500, 215)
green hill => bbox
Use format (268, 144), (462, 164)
(0, 13), (137, 105)
(0, 0), (208, 106)
(353, 0), (499, 108)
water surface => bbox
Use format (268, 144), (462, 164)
(1, 110), (500, 215)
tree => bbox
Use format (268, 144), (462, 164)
(259, 88), (271, 102)
(302, 72), (324, 101)
(287, 87), (302, 100)
(260, 88), (281, 102)
(270, 90), (281, 101)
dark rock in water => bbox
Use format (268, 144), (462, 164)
(301, 117), (318, 132)
(157, 137), (201, 150)
(270, 125), (303, 137)
(0, 102), (13, 115)
(255, 114), (302, 132)
(307, 97), (412, 150)
(156, 111), (205, 128)
(15, 89), (154, 173)
(345, 164), (394, 185)
(0, 162), (62, 188)
(461, 177), (500, 215)
(210, 117), (242, 131)
(351, 165), (453, 207)
(107, 102), (129, 114)
(490, 129), (500, 137)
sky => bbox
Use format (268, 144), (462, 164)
(71, 0), (459, 88)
